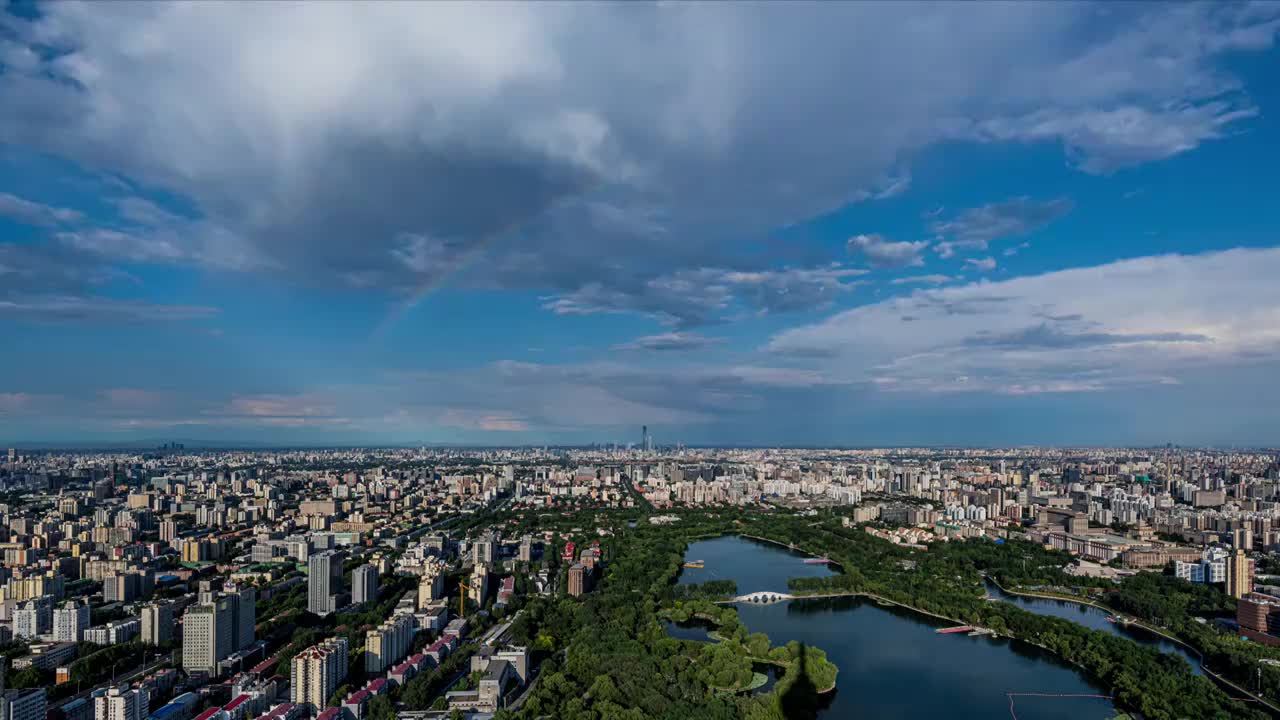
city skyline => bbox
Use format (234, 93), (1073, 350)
(3, 3), (1280, 446)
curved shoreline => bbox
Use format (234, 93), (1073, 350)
(987, 577), (1280, 715)
(697, 532), (1272, 717)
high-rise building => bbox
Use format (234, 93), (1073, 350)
(5, 448), (14, 464)
(1227, 549), (1255, 599)
(469, 563), (490, 607)
(352, 565), (378, 606)
(103, 571), (153, 604)
(53, 601), (90, 643)
(472, 534), (495, 566)
(641, 426), (652, 453)
(364, 614), (414, 674)
(12, 599), (51, 639)
(290, 637), (348, 714)
(417, 560), (445, 609)
(568, 563), (587, 597)
(140, 602), (173, 646)
(518, 535), (532, 563)
(307, 550), (344, 616)
(182, 599), (234, 676)
(0, 689), (47, 720)
(159, 521), (178, 543)
(225, 585), (256, 651)
(93, 686), (149, 720)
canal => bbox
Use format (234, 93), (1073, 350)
(675, 535), (1119, 720)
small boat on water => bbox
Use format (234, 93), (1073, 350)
(803, 557), (832, 565)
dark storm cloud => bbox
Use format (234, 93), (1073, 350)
(0, 2), (1274, 326)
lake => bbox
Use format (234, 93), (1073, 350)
(676, 535), (1119, 720)
(984, 578), (1204, 675)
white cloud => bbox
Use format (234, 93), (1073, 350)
(543, 264), (865, 326)
(767, 246), (1280, 394)
(847, 234), (928, 268)
(965, 257), (997, 272)
(930, 197), (1072, 257)
(614, 332), (723, 352)
(891, 274), (953, 285)
(0, 192), (83, 226)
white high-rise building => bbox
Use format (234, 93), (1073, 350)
(290, 637), (348, 714)
(11, 601), (49, 640)
(53, 601), (90, 643)
(182, 599), (233, 676)
(93, 686), (149, 720)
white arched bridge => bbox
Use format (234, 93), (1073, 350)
(729, 591), (795, 604)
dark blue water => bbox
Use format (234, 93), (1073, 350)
(985, 579), (1204, 676)
(677, 534), (839, 594)
(665, 617), (716, 642)
(677, 535), (1118, 720)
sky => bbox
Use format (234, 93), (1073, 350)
(1, 1), (1279, 448)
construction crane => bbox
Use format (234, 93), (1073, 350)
(458, 579), (472, 619)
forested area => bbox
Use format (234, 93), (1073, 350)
(426, 504), (1276, 720)
(485, 510), (838, 720)
(671, 580), (738, 602)
(745, 513), (1269, 720)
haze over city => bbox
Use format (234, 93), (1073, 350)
(2, 3), (1278, 447)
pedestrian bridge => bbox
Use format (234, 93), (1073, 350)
(729, 591), (795, 604)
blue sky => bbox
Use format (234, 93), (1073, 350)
(2, 2), (1279, 447)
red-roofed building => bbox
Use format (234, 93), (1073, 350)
(341, 690), (369, 720)
(387, 663), (415, 686)
(194, 709), (226, 720)
(222, 695), (250, 720)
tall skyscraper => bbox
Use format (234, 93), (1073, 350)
(1227, 549), (1255, 599)
(352, 565), (378, 605)
(290, 637), (348, 714)
(641, 425), (652, 453)
(226, 585), (256, 650)
(308, 550), (345, 616)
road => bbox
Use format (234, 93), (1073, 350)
(54, 652), (173, 708)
